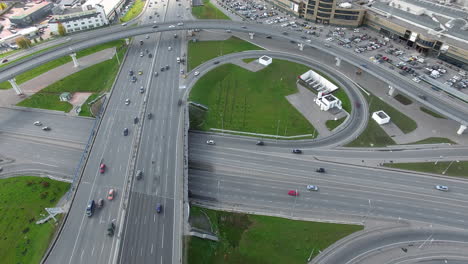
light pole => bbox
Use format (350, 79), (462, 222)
(442, 160), (459, 175)
(434, 155), (443, 165)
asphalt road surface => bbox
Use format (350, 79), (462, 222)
(189, 136), (468, 230)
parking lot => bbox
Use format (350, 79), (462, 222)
(215, 0), (468, 97)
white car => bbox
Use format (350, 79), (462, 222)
(206, 140), (215, 145)
(169, 25), (175, 28)
(435, 185), (449, 192)
(177, 22), (184, 26)
(125, 99), (130, 105)
(306, 185), (319, 191)
(194, 71), (200, 76)
(168, 46), (172, 51)
(34, 121), (42, 126)
(145, 35), (149, 39)
(140, 52), (144, 57)
(412, 77), (421, 83)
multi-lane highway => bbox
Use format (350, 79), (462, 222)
(189, 135), (468, 230)
(1, 20), (467, 127)
(1, 1), (467, 263)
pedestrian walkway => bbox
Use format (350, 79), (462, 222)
(0, 48), (116, 108)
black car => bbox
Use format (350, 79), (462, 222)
(282, 32), (288, 35)
(123, 128), (129, 136)
(140, 40), (143, 45)
(107, 222), (115, 236)
(266, 35), (272, 39)
(290, 40), (296, 44)
(134, 117), (139, 124)
(256, 141), (264, 146)
(161, 67), (165, 72)
(147, 113), (152, 119)
(152, 25), (158, 29)
(292, 149), (302, 154)
(148, 53), (153, 58)
(149, 16), (153, 19)
(316, 168), (325, 173)
(131, 76), (137, 82)
(213, 61), (220, 65)
(136, 170), (143, 180)
(86, 200), (95, 217)
(129, 70), (134, 76)
(165, 65), (169, 70)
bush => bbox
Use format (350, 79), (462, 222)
(41, 181), (50, 188)
(39, 192), (48, 199)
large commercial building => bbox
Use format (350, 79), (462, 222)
(270, 0), (366, 26)
(268, 0), (468, 69)
(366, 0), (468, 69)
(9, 1), (54, 27)
(49, 4), (109, 34)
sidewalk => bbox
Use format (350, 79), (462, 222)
(0, 48), (116, 108)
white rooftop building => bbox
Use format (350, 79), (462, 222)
(82, 0), (125, 20)
(299, 70), (338, 93)
(372, 111), (391, 125)
(49, 4), (108, 34)
(315, 92), (342, 111)
(258, 55), (272, 66)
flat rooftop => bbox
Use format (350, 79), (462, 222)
(370, 0), (468, 47)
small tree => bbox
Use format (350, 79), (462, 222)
(32, 38), (37, 44)
(39, 36), (44, 41)
(15, 37), (32, 49)
(57, 23), (66, 36)
(0, 2), (8, 11)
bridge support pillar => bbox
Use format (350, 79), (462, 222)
(298, 43), (304, 51)
(388, 86), (396, 96)
(8, 78), (23, 95)
(70, 53), (79, 67)
(125, 38), (130, 45)
(248, 32), (254, 39)
(335, 57), (341, 67)
(457, 125), (467, 135)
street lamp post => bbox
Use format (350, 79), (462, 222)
(442, 160), (459, 175)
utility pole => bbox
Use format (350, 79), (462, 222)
(442, 160), (459, 175)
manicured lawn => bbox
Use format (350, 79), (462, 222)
(120, 0), (145, 22)
(420, 107), (446, 119)
(242, 58), (257, 63)
(346, 116), (396, 147)
(0, 40), (126, 89)
(188, 37), (263, 71)
(192, 0), (230, 20)
(17, 46), (126, 112)
(187, 206), (363, 264)
(0, 176), (70, 264)
(408, 137), (456, 145)
(189, 60), (317, 137)
(383, 161), (468, 178)
(79, 93), (100, 117)
(326, 116), (346, 131)
(393, 94), (412, 105)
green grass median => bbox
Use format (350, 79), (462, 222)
(17, 45), (127, 112)
(383, 161), (468, 178)
(0, 40), (125, 90)
(120, 0), (145, 22)
(189, 60), (317, 137)
(188, 37), (262, 71)
(187, 206), (363, 264)
(326, 116), (346, 131)
(0, 176), (70, 264)
(192, 0), (230, 20)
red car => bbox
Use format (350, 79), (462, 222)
(99, 163), (106, 173)
(107, 189), (115, 200)
(288, 190), (299, 196)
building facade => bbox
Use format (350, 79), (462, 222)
(9, 2), (54, 27)
(49, 4), (108, 34)
(270, 0), (366, 26)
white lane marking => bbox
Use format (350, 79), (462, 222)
(91, 246), (95, 256)
(80, 250), (84, 261)
(100, 243), (105, 256)
(151, 243), (154, 255)
(154, 214), (156, 222)
(161, 223), (165, 249)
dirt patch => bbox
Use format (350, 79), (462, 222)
(68, 92), (92, 107)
